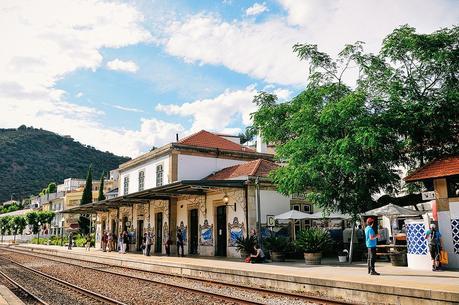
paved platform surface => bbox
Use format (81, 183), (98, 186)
(10, 244), (459, 304)
(0, 285), (25, 305)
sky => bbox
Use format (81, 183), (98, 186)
(1, 0), (458, 158)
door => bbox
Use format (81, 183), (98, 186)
(155, 213), (163, 253)
(111, 219), (116, 235)
(189, 209), (198, 255)
(216, 206), (227, 256)
(137, 220), (144, 251)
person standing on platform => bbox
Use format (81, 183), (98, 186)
(68, 232), (73, 250)
(122, 231), (128, 254)
(365, 218), (380, 275)
(425, 224), (442, 271)
(145, 232), (152, 256)
(85, 234), (91, 252)
(176, 229), (184, 257)
(165, 235), (172, 256)
(101, 231), (108, 252)
(118, 232), (124, 253)
(107, 232), (113, 252)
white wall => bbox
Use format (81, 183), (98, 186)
(259, 190), (291, 224)
(119, 154), (170, 195)
(178, 154), (246, 180)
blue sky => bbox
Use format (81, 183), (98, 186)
(1, 0), (458, 157)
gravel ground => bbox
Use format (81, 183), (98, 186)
(0, 258), (108, 305)
(0, 273), (42, 305)
(0, 250), (323, 305)
(0, 252), (245, 305)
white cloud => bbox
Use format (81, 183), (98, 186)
(0, 0), (172, 158)
(162, 1), (458, 86)
(75, 92), (84, 98)
(246, 2), (268, 16)
(165, 15), (307, 86)
(106, 59), (139, 73)
(112, 104), (144, 113)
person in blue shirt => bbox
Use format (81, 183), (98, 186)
(365, 217), (380, 275)
(425, 223), (442, 271)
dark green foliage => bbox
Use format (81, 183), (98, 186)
(80, 165), (93, 205)
(38, 211), (55, 226)
(0, 126), (129, 202)
(25, 211), (39, 234)
(0, 203), (21, 215)
(98, 171), (106, 201)
(263, 236), (291, 252)
(0, 216), (11, 234)
(47, 183), (57, 194)
(10, 216), (27, 234)
(251, 25), (458, 216)
(295, 228), (332, 253)
(235, 235), (257, 255)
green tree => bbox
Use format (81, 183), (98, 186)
(25, 211), (40, 234)
(0, 217), (11, 235)
(98, 171), (106, 201)
(356, 25), (459, 167)
(10, 216), (27, 235)
(251, 25), (458, 215)
(79, 164), (93, 234)
(38, 211), (55, 228)
(47, 182), (57, 194)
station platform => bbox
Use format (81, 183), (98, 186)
(0, 285), (25, 305)
(9, 244), (459, 305)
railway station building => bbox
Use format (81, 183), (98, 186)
(64, 130), (313, 257)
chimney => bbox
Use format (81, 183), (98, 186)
(176, 133), (179, 142)
(256, 132), (267, 153)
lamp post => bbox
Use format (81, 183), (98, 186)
(37, 221), (41, 244)
(1, 226), (3, 244)
(13, 225), (17, 243)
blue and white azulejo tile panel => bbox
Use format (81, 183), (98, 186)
(406, 223), (428, 255)
(451, 219), (459, 255)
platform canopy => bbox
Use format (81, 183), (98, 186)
(308, 211), (353, 219)
(61, 179), (246, 214)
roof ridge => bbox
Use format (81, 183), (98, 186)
(249, 159), (263, 176)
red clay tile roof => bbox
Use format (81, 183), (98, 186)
(178, 130), (254, 152)
(206, 159), (278, 180)
(404, 156), (459, 182)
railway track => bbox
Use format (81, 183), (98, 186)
(0, 246), (344, 305)
(0, 255), (126, 305)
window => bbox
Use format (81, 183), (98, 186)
(138, 170), (145, 191)
(447, 175), (459, 198)
(303, 204), (311, 213)
(156, 164), (163, 187)
(123, 176), (129, 195)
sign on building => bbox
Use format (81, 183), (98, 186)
(422, 191), (435, 201)
(266, 215), (275, 227)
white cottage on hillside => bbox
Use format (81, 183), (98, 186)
(65, 130), (314, 257)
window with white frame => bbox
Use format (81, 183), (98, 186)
(156, 164), (163, 187)
(123, 176), (129, 195)
(138, 170), (145, 191)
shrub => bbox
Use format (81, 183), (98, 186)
(235, 235), (257, 256)
(295, 228), (332, 253)
(264, 236), (291, 252)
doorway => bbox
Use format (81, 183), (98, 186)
(111, 219), (116, 235)
(216, 205), (227, 256)
(155, 213), (163, 253)
(189, 209), (198, 255)
(137, 220), (144, 251)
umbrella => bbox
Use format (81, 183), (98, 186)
(274, 210), (312, 240)
(308, 211), (353, 219)
(363, 203), (421, 217)
(363, 203), (422, 244)
(274, 210), (312, 220)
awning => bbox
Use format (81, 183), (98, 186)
(61, 179), (246, 214)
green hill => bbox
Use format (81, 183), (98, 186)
(0, 126), (130, 202)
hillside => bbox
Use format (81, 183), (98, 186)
(0, 126), (130, 202)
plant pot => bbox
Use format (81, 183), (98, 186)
(270, 251), (286, 262)
(338, 255), (347, 263)
(304, 252), (322, 265)
(390, 252), (407, 266)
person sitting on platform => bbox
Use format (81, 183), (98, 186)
(250, 244), (265, 263)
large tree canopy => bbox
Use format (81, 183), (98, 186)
(251, 25), (458, 216)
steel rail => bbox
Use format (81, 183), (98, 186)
(2, 246), (345, 305)
(0, 255), (127, 305)
(0, 268), (49, 305)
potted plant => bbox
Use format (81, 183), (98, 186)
(338, 249), (348, 263)
(264, 236), (290, 262)
(295, 228), (331, 265)
(390, 248), (408, 266)
(235, 235), (257, 259)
